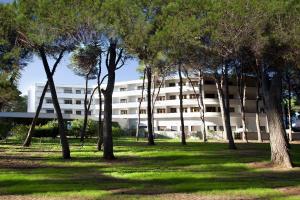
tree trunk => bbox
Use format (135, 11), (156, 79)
(146, 66), (155, 145)
(178, 64), (186, 145)
(223, 66), (236, 150)
(199, 70), (207, 142)
(23, 49), (64, 147)
(262, 71), (293, 168)
(39, 47), (70, 159)
(102, 41), (118, 160)
(241, 84), (247, 142)
(97, 87), (103, 151)
(80, 74), (89, 143)
(136, 68), (146, 141)
(256, 80), (262, 142)
(287, 74), (293, 142)
(215, 80), (227, 140)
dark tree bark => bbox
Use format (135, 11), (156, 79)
(39, 47), (70, 159)
(223, 65), (236, 149)
(23, 49), (65, 147)
(178, 64), (186, 145)
(215, 80), (227, 140)
(198, 70), (207, 142)
(102, 41), (119, 160)
(136, 68), (146, 141)
(146, 66), (155, 145)
(262, 71), (293, 168)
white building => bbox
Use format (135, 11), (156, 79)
(27, 77), (268, 138)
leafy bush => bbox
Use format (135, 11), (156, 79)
(10, 124), (29, 141)
(69, 119), (97, 138)
(0, 121), (12, 140)
(112, 126), (124, 137)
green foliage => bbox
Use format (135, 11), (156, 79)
(10, 124), (29, 141)
(112, 126), (124, 137)
(69, 119), (97, 138)
(0, 121), (12, 140)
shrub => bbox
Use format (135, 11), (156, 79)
(33, 120), (59, 138)
(112, 126), (124, 137)
(0, 121), (13, 140)
(10, 125), (29, 141)
(69, 119), (97, 138)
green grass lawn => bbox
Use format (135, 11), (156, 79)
(0, 137), (299, 200)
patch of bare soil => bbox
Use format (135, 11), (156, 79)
(248, 161), (300, 171)
(0, 156), (44, 169)
(278, 186), (300, 196)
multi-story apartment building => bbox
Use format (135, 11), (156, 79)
(27, 77), (268, 138)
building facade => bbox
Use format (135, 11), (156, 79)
(27, 77), (268, 138)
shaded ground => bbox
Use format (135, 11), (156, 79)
(0, 137), (299, 200)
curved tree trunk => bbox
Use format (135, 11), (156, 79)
(223, 65), (236, 149)
(23, 49), (64, 147)
(241, 84), (247, 142)
(146, 66), (155, 145)
(102, 41), (119, 160)
(97, 87), (103, 151)
(216, 80), (227, 140)
(136, 68), (146, 141)
(287, 74), (293, 142)
(178, 64), (186, 145)
(39, 47), (70, 159)
(262, 72), (293, 168)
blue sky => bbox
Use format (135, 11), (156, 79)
(19, 55), (140, 95)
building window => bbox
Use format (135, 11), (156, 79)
(137, 97), (145, 102)
(190, 81), (198, 86)
(181, 95), (187, 99)
(171, 126), (177, 131)
(204, 80), (214, 85)
(182, 107), (188, 113)
(64, 99), (72, 104)
(229, 107), (235, 112)
(120, 88), (127, 91)
(46, 109), (54, 113)
(64, 88), (72, 94)
(76, 110), (81, 115)
(260, 126), (266, 132)
(217, 107), (222, 112)
(45, 98), (52, 104)
(157, 96), (166, 101)
(140, 109), (146, 114)
(64, 110), (72, 114)
(229, 94), (234, 99)
(191, 126), (201, 132)
(191, 107), (200, 112)
(219, 126), (224, 131)
(120, 99), (127, 103)
(87, 111), (92, 115)
(189, 94), (199, 99)
(170, 108), (177, 113)
(168, 82), (176, 87)
(137, 86), (143, 90)
(205, 93), (215, 98)
(76, 90), (81, 94)
(207, 126), (217, 131)
(158, 126), (167, 131)
(76, 100), (81, 105)
(206, 107), (216, 112)
(157, 108), (166, 113)
(120, 110), (127, 115)
(169, 95), (176, 100)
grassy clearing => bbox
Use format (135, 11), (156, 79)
(0, 137), (299, 200)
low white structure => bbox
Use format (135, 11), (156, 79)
(27, 77), (268, 138)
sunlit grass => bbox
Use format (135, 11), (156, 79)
(0, 137), (299, 199)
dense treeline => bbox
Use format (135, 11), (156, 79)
(0, 0), (299, 168)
